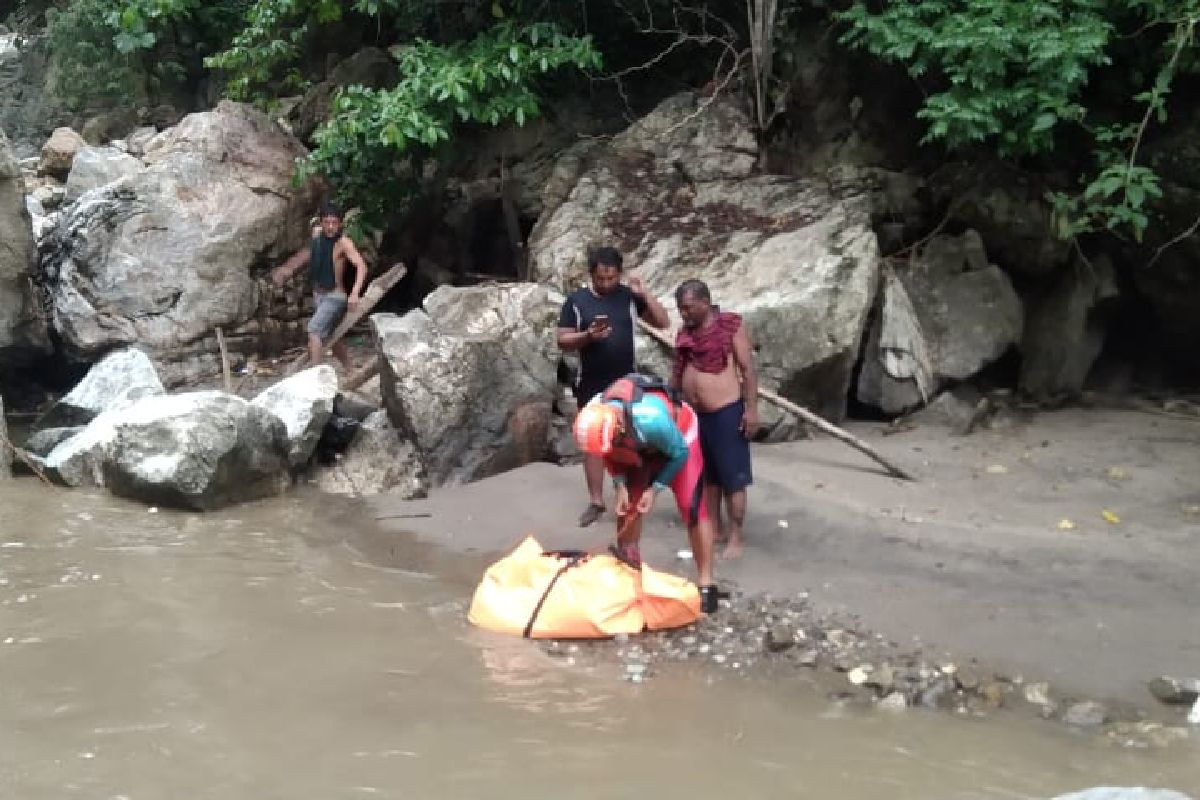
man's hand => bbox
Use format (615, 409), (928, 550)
(348, 292), (361, 312)
(586, 319), (611, 342)
(741, 406), (760, 439)
(614, 484), (631, 517)
(636, 487), (657, 516)
(628, 275), (648, 298)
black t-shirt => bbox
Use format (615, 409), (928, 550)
(558, 285), (647, 385)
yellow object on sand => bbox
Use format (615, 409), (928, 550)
(468, 536), (701, 639)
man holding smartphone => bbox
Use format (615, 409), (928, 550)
(557, 246), (670, 527)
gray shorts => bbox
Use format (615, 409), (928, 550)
(307, 291), (347, 342)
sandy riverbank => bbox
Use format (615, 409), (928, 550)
(367, 407), (1200, 711)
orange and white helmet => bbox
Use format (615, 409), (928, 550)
(573, 402), (621, 456)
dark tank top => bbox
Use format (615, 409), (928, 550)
(309, 232), (341, 290)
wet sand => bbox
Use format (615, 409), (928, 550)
(370, 408), (1200, 707)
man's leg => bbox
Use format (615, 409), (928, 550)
(721, 489), (748, 560)
(578, 454), (607, 526)
(687, 515), (716, 587)
(307, 332), (324, 365)
(705, 483), (727, 544)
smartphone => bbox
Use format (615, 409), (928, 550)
(594, 314), (610, 329)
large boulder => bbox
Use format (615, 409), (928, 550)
(528, 91), (881, 426)
(1019, 252), (1118, 400)
(0, 127), (50, 371)
(857, 232), (1023, 414)
(39, 101), (321, 364)
(251, 365), (338, 467)
(372, 282), (560, 485)
(314, 410), (428, 497)
(63, 145), (145, 203)
(37, 126), (86, 178)
(36, 391), (290, 509)
(40, 347), (164, 427)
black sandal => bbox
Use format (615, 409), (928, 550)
(699, 585), (729, 614)
(578, 503), (605, 527)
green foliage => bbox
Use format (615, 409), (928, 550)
(838, 0), (1200, 243)
(298, 21), (601, 231)
(48, 0), (248, 110)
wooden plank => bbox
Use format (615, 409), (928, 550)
(287, 262), (407, 375)
(636, 318), (916, 482)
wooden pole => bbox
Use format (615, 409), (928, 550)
(215, 327), (233, 392)
(636, 318), (916, 482)
(287, 262), (408, 376)
(340, 357), (380, 392)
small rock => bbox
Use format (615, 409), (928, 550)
(1064, 700), (1109, 728)
(1023, 682), (1052, 707)
(866, 664), (895, 693)
(1147, 676), (1200, 706)
(978, 680), (1007, 709)
(878, 692), (908, 712)
(955, 666), (982, 691)
(795, 649), (819, 667)
(764, 624), (795, 653)
(847, 666), (871, 685)
(1189, 697), (1200, 726)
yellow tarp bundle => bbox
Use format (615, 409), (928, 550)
(468, 536), (701, 638)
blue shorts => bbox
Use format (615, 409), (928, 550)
(308, 290), (347, 342)
(697, 399), (753, 492)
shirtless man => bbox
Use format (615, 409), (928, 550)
(271, 202), (369, 371)
(671, 279), (759, 560)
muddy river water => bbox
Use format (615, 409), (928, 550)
(0, 482), (1196, 799)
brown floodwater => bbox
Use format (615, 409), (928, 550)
(0, 482), (1196, 799)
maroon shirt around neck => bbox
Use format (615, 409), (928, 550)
(672, 310), (742, 387)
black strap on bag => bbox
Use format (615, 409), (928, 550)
(522, 551), (588, 638)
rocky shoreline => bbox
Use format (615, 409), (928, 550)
(532, 587), (1198, 751)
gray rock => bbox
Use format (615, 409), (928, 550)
(37, 127), (86, 179)
(877, 691), (908, 712)
(125, 126), (159, 158)
(22, 425), (83, 457)
(41, 347), (164, 427)
(1063, 700), (1109, 727)
(1052, 790), (1194, 800)
(1020, 253), (1118, 401)
(373, 283), (561, 485)
(40, 101), (321, 363)
(905, 386), (986, 435)
(313, 410), (428, 498)
(529, 92), (881, 425)
(80, 108), (138, 146)
(63, 145), (145, 202)
(859, 231), (1022, 414)
(31, 184), (63, 210)
(764, 624), (796, 653)
(1147, 676), (1200, 706)
(0, 393), (9, 479)
(0, 128), (51, 370)
(251, 365), (338, 467)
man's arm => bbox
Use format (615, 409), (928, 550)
(557, 326), (598, 351)
(338, 237), (369, 309)
(731, 323), (760, 435)
(272, 247), (309, 287)
(638, 403), (689, 490)
(628, 276), (669, 329)
(555, 298), (607, 351)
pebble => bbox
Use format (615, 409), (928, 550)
(1147, 676), (1200, 706)
(846, 666), (870, 685)
(1023, 682), (1052, 707)
(1064, 701), (1109, 728)
(878, 692), (908, 712)
(764, 624), (795, 653)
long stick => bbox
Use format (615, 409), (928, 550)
(288, 262), (408, 375)
(636, 319), (916, 482)
(215, 327), (233, 392)
(340, 357), (380, 392)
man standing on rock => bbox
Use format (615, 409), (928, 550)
(556, 246), (670, 527)
(672, 279), (759, 560)
(272, 202), (368, 372)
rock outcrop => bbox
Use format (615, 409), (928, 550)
(0, 127), (49, 372)
(314, 409), (428, 497)
(40, 347), (164, 427)
(63, 145), (144, 203)
(858, 232), (1023, 414)
(251, 365), (338, 467)
(528, 91), (881, 426)
(373, 282), (560, 484)
(39, 101), (321, 370)
(36, 391), (291, 509)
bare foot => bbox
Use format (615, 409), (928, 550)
(719, 538), (744, 560)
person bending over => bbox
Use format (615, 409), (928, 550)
(573, 374), (721, 613)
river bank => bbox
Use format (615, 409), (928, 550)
(367, 406), (1200, 735)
